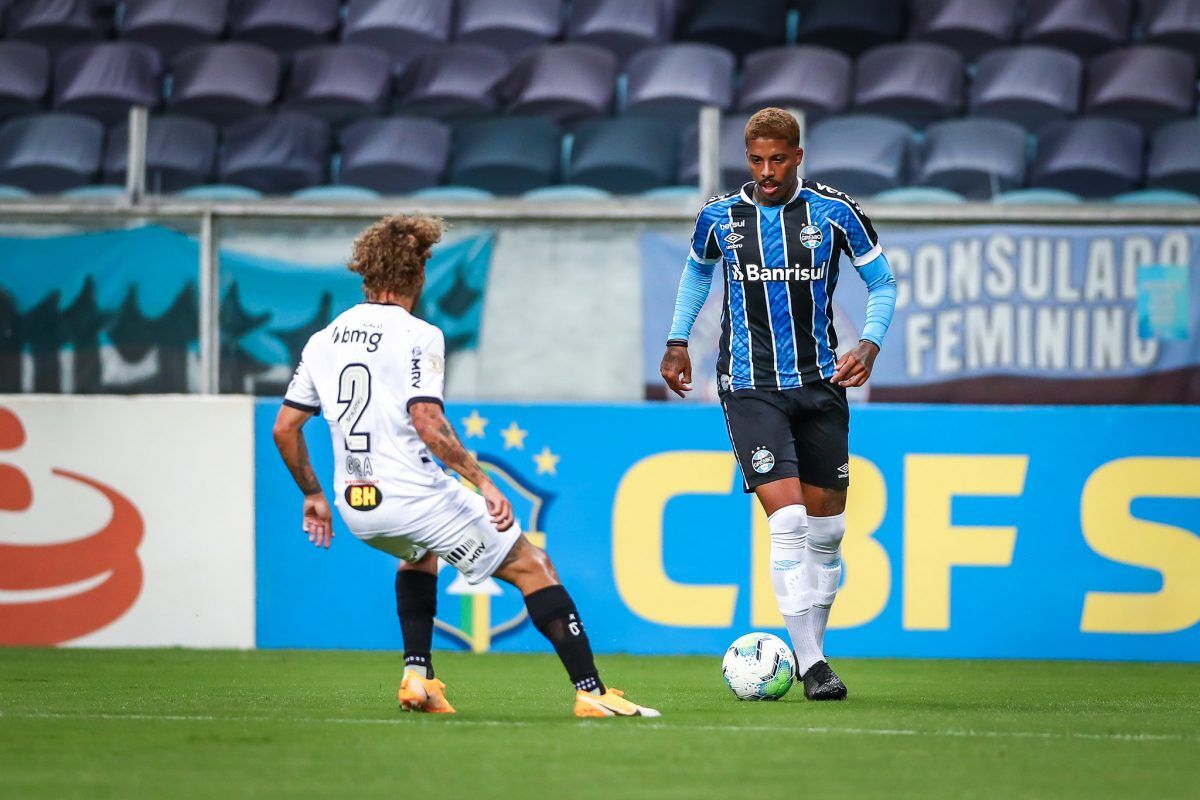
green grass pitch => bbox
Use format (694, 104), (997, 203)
(1, 649), (1198, 799)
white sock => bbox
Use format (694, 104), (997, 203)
(768, 505), (823, 673)
(807, 513), (846, 650)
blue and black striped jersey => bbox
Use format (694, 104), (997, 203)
(692, 180), (882, 390)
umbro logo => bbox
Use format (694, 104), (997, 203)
(724, 232), (743, 244)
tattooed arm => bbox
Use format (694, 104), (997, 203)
(273, 404), (334, 548)
(410, 401), (514, 531)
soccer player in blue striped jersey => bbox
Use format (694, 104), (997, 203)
(660, 108), (897, 701)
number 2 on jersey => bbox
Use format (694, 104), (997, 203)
(337, 363), (371, 452)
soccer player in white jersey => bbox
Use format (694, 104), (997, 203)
(661, 109), (897, 700)
(273, 215), (657, 718)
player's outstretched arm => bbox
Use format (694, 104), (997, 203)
(272, 404), (334, 549)
(410, 401), (514, 532)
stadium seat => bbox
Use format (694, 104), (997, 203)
(1113, 189), (1199, 204)
(53, 41), (162, 122)
(1146, 119), (1200, 195)
(0, 41), (50, 118)
(5, 0), (101, 52)
(521, 185), (613, 200)
(804, 114), (914, 197)
(969, 46), (1082, 130)
(337, 116), (450, 194)
(447, 117), (562, 195)
(1084, 47), (1197, 130)
(0, 112), (104, 193)
(342, 0), (451, 67)
(567, 0), (673, 64)
(105, 114), (217, 192)
(678, 113), (756, 192)
(409, 185), (494, 200)
(454, 0), (561, 58)
(624, 44), (735, 120)
(566, 118), (677, 193)
(993, 187), (1082, 202)
(167, 42), (281, 122)
(737, 46), (852, 120)
(872, 186), (965, 203)
(394, 44), (509, 118)
(1019, 0), (1133, 55)
(853, 43), (964, 126)
(795, 0), (905, 57)
(500, 44), (617, 122)
(218, 112), (331, 193)
(282, 45), (390, 123)
(1138, 0), (1200, 52)
(228, 0), (339, 54)
(177, 183), (263, 199)
(914, 118), (1028, 198)
(292, 185), (381, 200)
(1030, 116), (1144, 197)
(677, 0), (787, 59)
(117, 0), (226, 59)
(907, 0), (1020, 59)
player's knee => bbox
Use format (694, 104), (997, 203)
(504, 538), (559, 583)
(767, 503), (808, 549)
(806, 488), (847, 517)
(808, 512), (846, 564)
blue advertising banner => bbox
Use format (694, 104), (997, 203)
(642, 225), (1200, 403)
(256, 400), (1200, 662)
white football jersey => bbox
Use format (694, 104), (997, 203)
(284, 302), (476, 538)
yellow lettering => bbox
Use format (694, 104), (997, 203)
(832, 456), (890, 628)
(1081, 457), (1200, 633)
(904, 455), (1026, 630)
(613, 451), (739, 626)
(350, 487), (362, 505)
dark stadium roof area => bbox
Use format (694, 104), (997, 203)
(0, 0), (1195, 200)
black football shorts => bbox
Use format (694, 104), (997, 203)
(720, 381), (850, 492)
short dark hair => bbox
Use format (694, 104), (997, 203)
(348, 214), (443, 297)
(744, 107), (800, 147)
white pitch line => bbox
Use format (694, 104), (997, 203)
(0, 711), (1189, 743)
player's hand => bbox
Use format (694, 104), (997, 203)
(659, 345), (693, 398)
(302, 492), (334, 549)
(832, 340), (879, 388)
(480, 480), (514, 532)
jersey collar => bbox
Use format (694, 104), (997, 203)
(739, 179), (805, 208)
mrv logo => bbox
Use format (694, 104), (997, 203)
(731, 263), (826, 282)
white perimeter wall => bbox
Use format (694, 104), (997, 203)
(0, 396), (255, 647)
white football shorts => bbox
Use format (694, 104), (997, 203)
(357, 486), (522, 584)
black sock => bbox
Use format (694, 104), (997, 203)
(524, 585), (604, 694)
(396, 570), (437, 678)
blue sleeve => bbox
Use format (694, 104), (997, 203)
(667, 254), (716, 343)
(855, 252), (896, 350)
(690, 205), (722, 264)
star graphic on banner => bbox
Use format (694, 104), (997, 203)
(500, 422), (528, 450)
(533, 446), (560, 476)
(462, 409), (488, 438)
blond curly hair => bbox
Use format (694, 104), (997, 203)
(348, 214), (444, 298)
(744, 107), (800, 147)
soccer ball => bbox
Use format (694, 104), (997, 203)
(721, 632), (795, 701)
